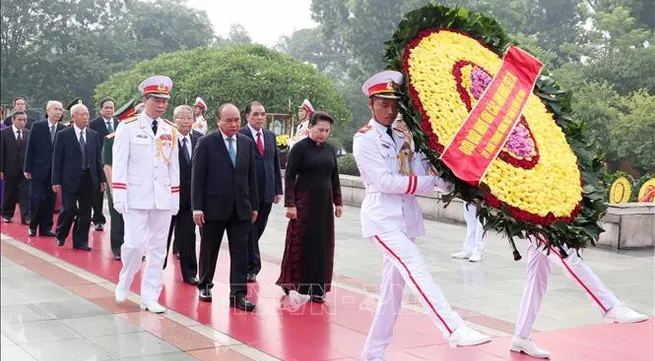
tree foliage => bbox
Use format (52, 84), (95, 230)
(1, 0), (214, 112)
(94, 45), (351, 130)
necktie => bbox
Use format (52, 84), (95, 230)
(181, 138), (191, 164)
(50, 125), (56, 143)
(256, 132), (264, 157)
(386, 127), (394, 141)
(151, 119), (158, 135)
(17, 130), (23, 145)
(227, 137), (236, 167)
(80, 131), (88, 169)
(106, 121), (113, 133)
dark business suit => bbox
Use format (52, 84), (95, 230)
(239, 126), (283, 276)
(24, 120), (65, 234)
(192, 131), (259, 298)
(88, 116), (118, 226)
(165, 130), (201, 281)
(0, 126), (30, 222)
(51, 126), (103, 247)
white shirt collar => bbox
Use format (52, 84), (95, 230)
(247, 124), (263, 138)
(73, 124), (86, 138)
(179, 132), (191, 143)
(102, 117), (113, 123)
(219, 130), (236, 142)
(12, 124), (20, 133)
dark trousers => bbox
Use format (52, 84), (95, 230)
(55, 172), (94, 246)
(198, 216), (249, 298)
(106, 188), (124, 256)
(91, 188), (106, 225)
(2, 174), (30, 222)
(248, 201), (272, 275)
(166, 208), (198, 279)
(29, 178), (55, 233)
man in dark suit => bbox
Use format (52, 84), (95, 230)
(239, 101), (283, 282)
(165, 105), (201, 284)
(51, 103), (104, 250)
(192, 103), (258, 311)
(3, 97), (37, 129)
(88, 97), (118, 230)
(24, 100), (65, 237)
(0, 111), (30, 224)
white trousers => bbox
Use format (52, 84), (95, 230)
(461, 203), (486, 253)
(117, 209), (171, 304)
(514, 237), (620, 338)
(362, 230), (463, 359)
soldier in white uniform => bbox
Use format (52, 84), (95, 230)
(511, 235), (647, 358)
(353, 71), (491, 361)
(192, 97), (208, 135)
(288, 99), (313, 148)
(451, 202), (487, 262)
(112, 75), (180, 313)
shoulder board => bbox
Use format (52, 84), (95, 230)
(105, 133), (115, 139)
(163, 118), (177, 128)
(357, 125), (372, 134)
(122, 116), (137, 124)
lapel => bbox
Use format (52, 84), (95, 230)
(214, 132), (231, 167)
(112, 117), (119, 131)
(6, 128), (18, 149)
(234, 134), (245, 169)
(242, 126), (264, 160)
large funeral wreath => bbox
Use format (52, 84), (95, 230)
(384, 5), (608, 258)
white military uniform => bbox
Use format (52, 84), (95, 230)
(112, 110), (180, 308)
(354, 119), (467, 359)
(192, 97), (208, 135)
(452, 203), (487, 261)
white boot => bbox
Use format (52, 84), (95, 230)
(140, 301), (166, 314)
(604, 304), (648, 323)
(448, 324), (491, 348)
(451, 250), (472, 259)
(510, 336), (550, 358)
(468, 249), (483, 262)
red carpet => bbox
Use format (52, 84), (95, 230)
(1, 219), (652, 361)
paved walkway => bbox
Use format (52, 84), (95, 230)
(1, 203), (653, 361)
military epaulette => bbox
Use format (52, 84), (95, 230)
(357, 125), (372, 134)
(163, 118), (177, 129)
(105, 133), (115, 139)
(122, 116), (137, 124)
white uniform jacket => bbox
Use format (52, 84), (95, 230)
(111, 113), (180, 213)
(353, 119), (435, 239)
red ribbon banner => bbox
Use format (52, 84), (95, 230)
(440, 46), (543, 185)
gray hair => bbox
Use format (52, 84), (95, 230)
(135, 103), (145, 113)
(45, 100), (63, 112)
(173, 105), (194, 118)
(70, 103), (88, 116)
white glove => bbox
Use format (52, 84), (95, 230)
(114, 202), (128, 215)
(434, 176), (453, 193)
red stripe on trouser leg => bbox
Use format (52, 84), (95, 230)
(410, 175), (417, 194)
(536, 235), (608, 313)
(373, 235), (453, 334)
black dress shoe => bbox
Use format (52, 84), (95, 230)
(40, 231), (55, 237)
(73, 245), (92, 251)
(56, 237), (65, 247)
(199, 287), (212, 302)
(184, 277), (199, 285)
(230, 297), (256, 311)
(28, 228), (36, 236)
(94, 223), (104, 231)
(246, 273), (257, 283)
(280, 285), (290, 296)
(3, 217), (11, 223)
(113, 254), (121, 261)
